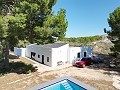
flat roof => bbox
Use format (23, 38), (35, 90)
(43, 43), (67, 48)
(27, 43), (68, 48)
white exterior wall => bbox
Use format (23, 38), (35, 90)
(14, 47), (26, 57)
(80, 46), (93, 58)
(69, 46), (93, 65)
(69, 47), (81, 64)
(52, 44), (69, 67)
(26, 45), (52, 67)
(22, 44), (93, 67)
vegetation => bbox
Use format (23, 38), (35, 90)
(64, 35), (102, 46)
(0, 0), (68, 72)
(0, 44), (2, 59)
(0, 61), (36, 76)
(0, 0), (68, 49)
(104, 7), (120, 57)
(17, 40), (31, 48)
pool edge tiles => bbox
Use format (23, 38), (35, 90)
(40, 79), (86, 90)
(29, 76), (97, 90)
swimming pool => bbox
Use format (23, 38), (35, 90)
(40, 79), (86, 90)
(29, 76), (96, 90)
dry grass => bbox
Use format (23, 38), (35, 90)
(0, 72), (57, 90)
(43, 74), (57, 80)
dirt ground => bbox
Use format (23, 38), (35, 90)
(0, 55), (119, 90)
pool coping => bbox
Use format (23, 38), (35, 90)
(29, 76), (97, 90)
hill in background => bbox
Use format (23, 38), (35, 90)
(63, 34), (113, 55)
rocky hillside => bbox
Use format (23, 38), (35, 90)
(91, 34), (113, 55)
(92, 42), (113, 54)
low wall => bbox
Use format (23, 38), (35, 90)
(14, 47), (26, 57)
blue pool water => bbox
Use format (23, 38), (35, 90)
(39, 79), (86, 90)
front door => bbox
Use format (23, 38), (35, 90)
(42, 55), (44, 64)
(31, 52), (36, 60)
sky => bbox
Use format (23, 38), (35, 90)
(53, 0), (120, 37)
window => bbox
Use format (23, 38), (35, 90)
(47, 57), (49, 62)
(77, 53), (80, 58)
(38, 55), (40, 58)
(84, 52), (87, 57)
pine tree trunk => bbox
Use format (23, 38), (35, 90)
(4, 39), (9, 68)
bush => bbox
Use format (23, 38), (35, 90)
(0, 68), (10, 76)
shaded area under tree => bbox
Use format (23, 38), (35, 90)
(87, 53), (120, 76)
(0, 61), (37, 76)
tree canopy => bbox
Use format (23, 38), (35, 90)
(105, 7), (120, 56)
(64, 35), (102, 47)
(65, 35), (102, 43)
(0, 0), (68, 49)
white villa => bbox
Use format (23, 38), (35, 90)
(14, 43), (93, 67)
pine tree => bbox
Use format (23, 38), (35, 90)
(105, 7), (120, 57)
